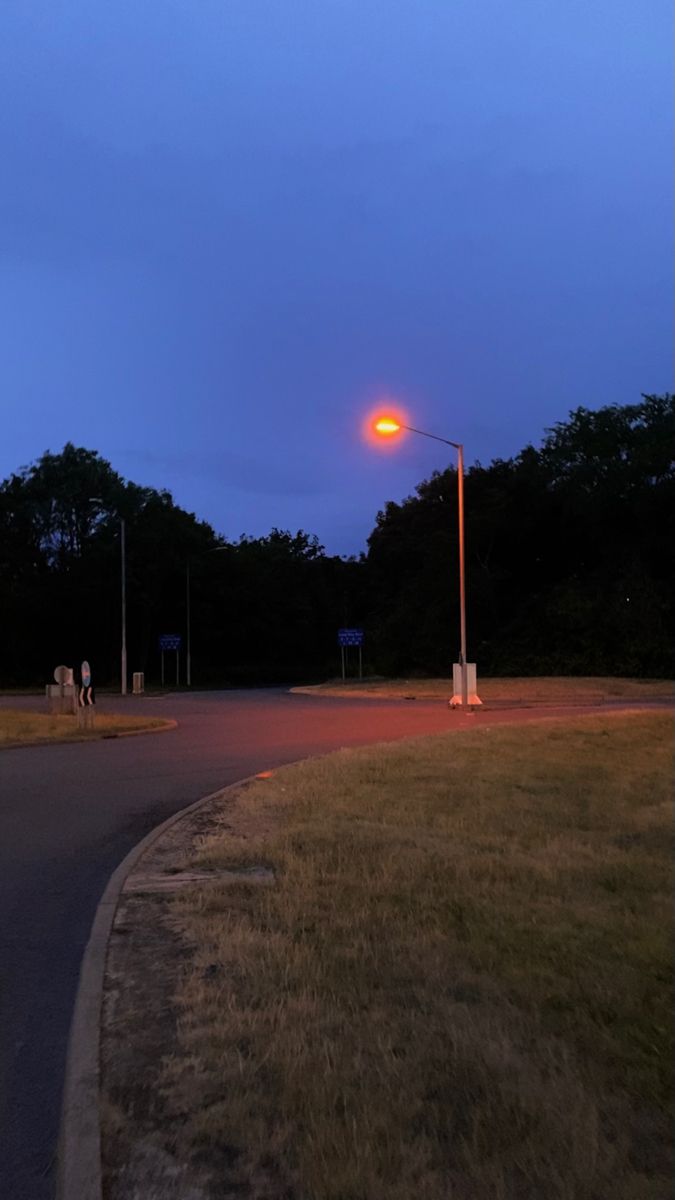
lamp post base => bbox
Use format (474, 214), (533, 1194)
(449, 663), (482, 708)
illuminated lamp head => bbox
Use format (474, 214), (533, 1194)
(374, 417), (402, 436)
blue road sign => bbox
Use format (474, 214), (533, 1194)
(159, 634), (182, 651)
(338, 628), (364, 647)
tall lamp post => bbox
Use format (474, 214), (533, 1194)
(90, 499), (127, 696)
(373, 417), (469, 708)
(186, 559), (192, 688)
(120, 518), (127, 695)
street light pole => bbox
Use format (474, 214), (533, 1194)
(373, 420), (469, 707)
(186, 560), (192, 688)
(456, 444), (468, 708)
(120, 517), (127, 696)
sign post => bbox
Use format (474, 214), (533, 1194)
(337, 629), (364, 680)
(159, 634), (182, 688)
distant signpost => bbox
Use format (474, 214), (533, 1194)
(338, 629), (364, 647)
(337, 628), (364, 681)
(159, 634), (182, 687)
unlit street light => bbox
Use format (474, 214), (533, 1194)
(372, 416), (469, 708)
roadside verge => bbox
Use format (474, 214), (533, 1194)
(63, 710), (673, 1200)
(0, 715), (177, 751)
(289, 675), (674, 705)
(56, 773), (258, 1200)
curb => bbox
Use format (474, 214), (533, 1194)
(289, 687), (671, 708)
(99, 718), (178, 740)
(2, 718), (178, 754)
(56, 772), (257, 1200)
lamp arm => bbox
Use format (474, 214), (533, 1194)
(400, 424), (462, 451)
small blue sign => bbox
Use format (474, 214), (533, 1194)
(159, 634), (182, 651)
(338, 628), (364, 647)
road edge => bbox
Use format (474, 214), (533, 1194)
(289, 685), (671, 707)
(1, 717), (177, 753)
(56, 773), (256, 1200)
(100, 718), (178, 740)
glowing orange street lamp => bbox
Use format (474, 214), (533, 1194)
(372, 415), (470, 708)
(374, 418), (402, 435)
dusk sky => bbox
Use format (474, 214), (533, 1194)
(1, 1), (672, 554)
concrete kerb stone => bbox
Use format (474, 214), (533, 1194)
(56, 771), (264, 1200)
(1, 718), (178, 754)
(288, 687), (670, 710)
(99, 717), (178, 740)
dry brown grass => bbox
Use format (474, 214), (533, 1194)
(293, 675), (674, 703)
(161, 713), (673, 1199)
(0, 708), (172, 747)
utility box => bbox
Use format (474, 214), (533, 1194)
(450, 663), (482, 708)
(132, 671), (145, 694)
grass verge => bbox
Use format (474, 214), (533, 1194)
(293, 675), (674, 703)
(0, 708), (173, 747)
(153, 711), (674, 1199)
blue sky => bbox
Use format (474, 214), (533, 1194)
(1, 0), (672, 553)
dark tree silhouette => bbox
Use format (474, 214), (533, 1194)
(1, 397), (672, 687)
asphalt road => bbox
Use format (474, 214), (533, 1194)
(0, 688), (668, 1199)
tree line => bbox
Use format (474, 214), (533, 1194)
(0, 394), (672, 688)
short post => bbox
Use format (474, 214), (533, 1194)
(77, 706), (95, 730)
